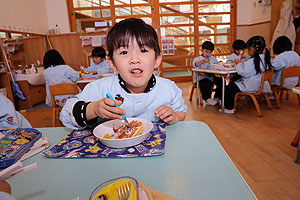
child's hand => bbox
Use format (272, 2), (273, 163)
(234, 59), (241, 65)
(79, 65), (87, 73)
(155, 105), (177, 124)
(86, 98), (125, 121)
(88, 70), (97, 75)
(204, 58), (210, 63)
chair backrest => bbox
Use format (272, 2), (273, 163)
(280, 66), (300, 87)
(255, 69), (273, 95)
(49, 83), (79, 108)
(84, 49), (92, 66)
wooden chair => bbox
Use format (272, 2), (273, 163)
(291, 128), (300, 147)
(84, 49), (92, 66)
(234, 69), (273, 117)
(49, 83), (79, 127)
(272, 66), (300, 109)
(189, 83), (204, 105)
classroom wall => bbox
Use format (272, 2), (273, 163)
(236, 0), (272, 45)
(237, 0), (271, 25)
(45, 0), (70, 34)
(0, 0), (49, 34)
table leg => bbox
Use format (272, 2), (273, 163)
(196, 74), (199, 105)
(221, 76), (225, 113)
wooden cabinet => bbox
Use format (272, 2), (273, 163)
(15, 81), (46, 109)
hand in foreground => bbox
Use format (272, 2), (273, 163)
(155, 105), (177, 124)
(86, 98), (125, 121)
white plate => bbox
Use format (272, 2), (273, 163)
(93, 118), (153, 148)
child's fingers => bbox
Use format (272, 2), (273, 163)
(103, 98), (126, 115)
(155, 105), (167, 114)
(162, 115), (174, 124)
(101, 108), (123, 120)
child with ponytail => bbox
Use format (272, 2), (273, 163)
(223, 35), (272, 114)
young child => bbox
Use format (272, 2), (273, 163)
(80, 46), (111, 74)
(271, 36), (300, 89)
(226, 39), (250, 64)
(0, 93), (31, 129)
(60, 18), (187, 129)
(223, 35), (272, 114)
(192, 41), (222, 106)
(43, 49), (80, 107)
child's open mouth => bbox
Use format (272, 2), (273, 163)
(131, 68), (143, 75)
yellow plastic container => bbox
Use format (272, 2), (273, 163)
(90, 176), (139, 200)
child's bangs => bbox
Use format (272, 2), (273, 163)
(113, 29), (156, 50)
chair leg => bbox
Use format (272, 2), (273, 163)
(291, 128), (300, 147)
(274, 89), (281, 109)
(297, 94), (300, 106)
(189, 86), (195, 101)
(234, 94), (239, 109)
(264, 93), (273, 110)
(199, 94), (203, 106)
(250, 94), (262, 117)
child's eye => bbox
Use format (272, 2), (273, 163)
(119, 51), (128, 55)
(141, 48), (149, 53)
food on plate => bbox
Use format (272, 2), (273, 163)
(103, 120), (143, 139)
(116, 120), (143, 139)
(103, 133), (111, 139)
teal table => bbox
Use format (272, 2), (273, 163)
(8, 121), (256, 200)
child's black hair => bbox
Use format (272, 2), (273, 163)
(202, 41), (214, 51)
(92, 46), (106, 58)
(43, 49), (65, 69)
(246, 35), (272, 74)
(106, 18), (161, 60)
(232, 39), (246, 50)
(272, 36), (292, 55)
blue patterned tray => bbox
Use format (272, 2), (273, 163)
(43, 123), (166, 158)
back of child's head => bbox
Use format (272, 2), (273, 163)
(43, 49), (65, 69)
(201, 41), (214, 51)
(232, 39), (246, 50)
(106, 18), (161, 60)
(246, 35), (272, 73)
(92, 46), (106, 58)
(273, 36), (292, 55)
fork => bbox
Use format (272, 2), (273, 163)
(118, 183), (130, 200)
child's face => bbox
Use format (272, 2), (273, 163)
(234, 49), (244, 55)
(108, 38), (162, 93)
(92, 56), (102, 64)
(247, 47), (256, 57)
(202, 49), (212, 57)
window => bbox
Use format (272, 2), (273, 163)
(67, 0), (236, 80)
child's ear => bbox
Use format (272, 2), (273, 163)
(107, 57), (118, 72)
(154, 54), (162, 70)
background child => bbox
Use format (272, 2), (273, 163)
(43, 49), (80, 107)
(226, 39), (250, 64)
(80, 46), (111, 74)
(271, 36), (300, 89)
(0, 93), (31, 129)
(192, 41), (222, 106)
(60, 18), (187, 129)
(224, 35), (272, 114)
